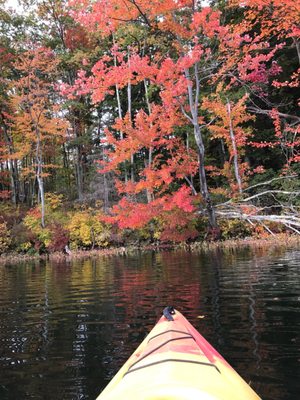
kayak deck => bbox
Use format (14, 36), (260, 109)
(97, 308), (260, 399)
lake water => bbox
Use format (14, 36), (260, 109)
(0, 247), (299, 399)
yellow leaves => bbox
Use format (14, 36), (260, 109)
(6, 47), (68, 180)
(67, 211), (111, 249)
(0, 222), (11, 254)
(1, 148), (29, 161)
(20, 167), (35, 178)
(45, 193), (64, 211)
(24, 210), (52, 248)
(210, 187), (230, 196)
(19, 241), (32, 252)
(14, 47), (58, 77)
(202, 91), (253, 146)
(219, 218), (252, 240)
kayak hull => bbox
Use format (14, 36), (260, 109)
(96, 309), (260, 400)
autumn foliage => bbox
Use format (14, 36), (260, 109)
(0, 0), (299, 253)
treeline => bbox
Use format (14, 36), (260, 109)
(0, 0), (299, 254)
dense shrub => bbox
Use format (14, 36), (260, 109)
(23, 208), (52, 252)
(47, 223), (69, 252)
(0, 221), (11, 254)
(67, 210), (110, 249)
(44, 193), (64, 210)
(9, 222), (33, 253)
(0, 203), (26, 227)
(219, 219), (252, 239)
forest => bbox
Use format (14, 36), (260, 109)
(0, 0), (299, 255)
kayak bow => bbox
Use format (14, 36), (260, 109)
(97, 307), (261, 399)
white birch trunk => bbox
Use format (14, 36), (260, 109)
(36, 129), (45, 228)
(128, 52), (134, 182)
(184, 64), (218, 229)
(226, 100), (243, 194)
(144, 78), (153, 203)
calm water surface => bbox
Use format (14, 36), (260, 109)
(0, 247), (299, 399)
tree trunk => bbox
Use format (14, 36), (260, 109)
(102, 146), (109, 212)
(144, 78), (153, 203)
(293, 38), (300, 65)
(9, 161), (17, 204)
(1, 117), (20, 204)
(62, 143), (72, 191)
(76, 149), (84, 201)
(184, 65), (218, 230)
(226, 100), (243, 193)
(37, 173), (45, 228)
(36, 130), (45, 228)
(113, 34), (128, 184)
(72, 116), (84, 201)
(128, 52), (134, 183)
(194, 125), (218, 229)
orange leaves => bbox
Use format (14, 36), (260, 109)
(69, 0), (193, 36)
(273, 67), (300, 89)
(65, 0), (300, 239)
(65, 0), (207, 242)
(166, 144), (198, 180)
(101, 99), (197, 196)
(158, 167), (173, 186)
(269, 109), (300, 167)
(129, 109), (158, 147)
(14, 46), (57, 76)
(249, 140), (280, 149)
(202, 92), (253, 149)
(0, 190), (11, 200)
(105, 186), (198, 242)
(107, 197), (157, 229)
(61, 49), (159, 104)
(190, 7), (225, 39)
(158, 209), (198, 242)
(252, 166), (265, 174)
(9, 46), (68, 175)
(237, 47), (283, 90)
(69, 0), (226, 50)
(233, 0), (300, 41)
(269, 108), (282, 138)
(226, 1), (299, 92)
(27, 206), (42, 219)
(64, 25), (92, 50)
(202, 92), (255, 193)
(250, 107), (300, 169)
(164, 186), (196, 213)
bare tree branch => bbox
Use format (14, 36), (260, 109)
(215, 210), (300, 229)
(247, 106), (300, 122)
(199, 117), (217, 130)
(185, 176), (198, 195)
(286, 224), (300, 235)
(127, 0), (152, 28)
(244, 175), (298, 191)
(216, 189), (300, 207)
(261, 222), (276, 236)
(242, 190), (300, 202)
(177, 100), (194, 124)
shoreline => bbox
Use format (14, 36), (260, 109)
(0, 234), (299, 265)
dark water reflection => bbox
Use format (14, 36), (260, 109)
(0, 247), (299, 399)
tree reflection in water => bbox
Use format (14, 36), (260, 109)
(0, 247), (299, 400)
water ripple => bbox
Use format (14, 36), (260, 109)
(0, 248), (299, 399)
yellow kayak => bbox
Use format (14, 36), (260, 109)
(96, 307), (261, 399)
